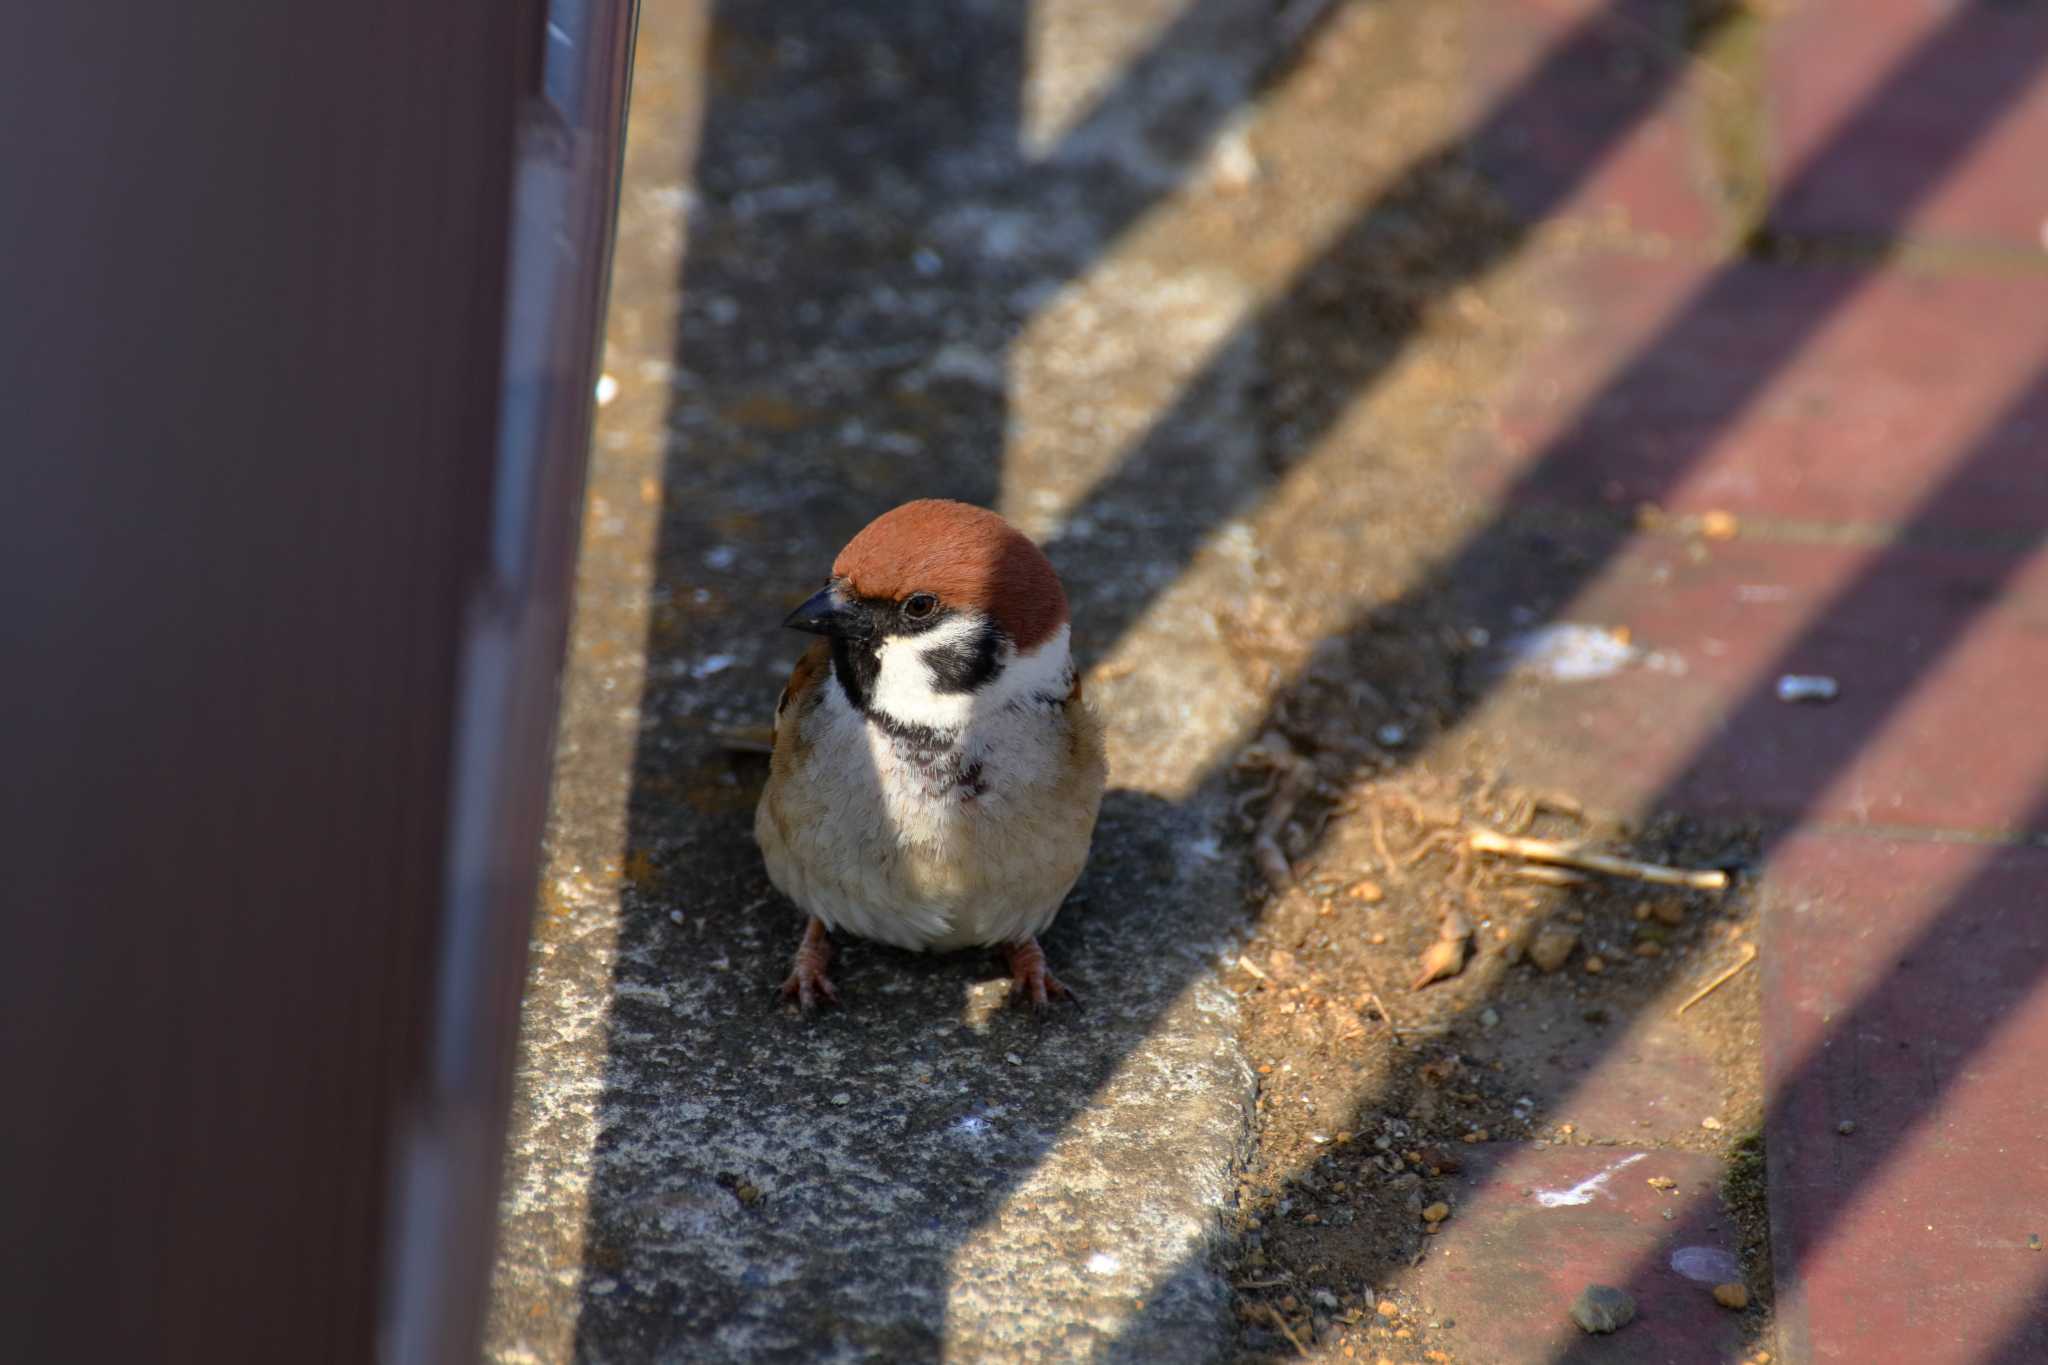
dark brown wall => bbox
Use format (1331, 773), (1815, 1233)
(0, 4), (636, 1360)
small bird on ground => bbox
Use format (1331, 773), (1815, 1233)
(755, 499), (1107, 1010)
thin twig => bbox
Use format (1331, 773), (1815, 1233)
(1468, 827), (1730, 891)
(1353, 959), (1402, 1044)
(1400, 827), (1458, 869)
(1254, 753), (1319, 890)
(1370, 801), (1400, 883)
(1676, 941), (1759, 1015)
(1234, 772), (1279, 826)
(1257, 1303), (1312, 1359)
(1503, 793), (1536, 836)
(1512, 864), (1589, 886)
(1388, 790), (1462, 829)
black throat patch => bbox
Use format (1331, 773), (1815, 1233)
(828, 634), (882, 713)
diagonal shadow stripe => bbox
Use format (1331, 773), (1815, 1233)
(1979, 1264), (2048, 1365)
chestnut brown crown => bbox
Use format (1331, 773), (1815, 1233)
(831, 499), (1069, 651)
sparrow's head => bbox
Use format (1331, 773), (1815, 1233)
(783, 499), (1073, 734)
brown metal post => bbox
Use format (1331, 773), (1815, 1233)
(0, 3), (637, 1361)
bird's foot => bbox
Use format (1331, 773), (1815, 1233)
(780, 917), (841, 1010)
(1002, 937), (1076, 1012)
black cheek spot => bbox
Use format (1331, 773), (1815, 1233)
(922, 623), (1002, 694)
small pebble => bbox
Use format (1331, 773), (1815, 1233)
(1583, 955), (1606, 975)
(1701, 1115), (1724, 1131)
(1647, 1176), (1677, 1191)
(1654, 901), (1687, 926)
(1634, 941), (1663, 958)
(1714, 1283), (1750, 1310)
(2029, 1233), (2042, 1252)
(1480, 1007), (1501, 1028)
(1376, 723), (1408, 747)
(1348, 880), (1385, 903)
(1529, 925), (1579, 973)
(1633, 902), (1653, 921)
(1836, 1120), (1856, 1136)
(1569, 1284), (1637, 1334)
(831, 1092), (851, 1106)
(1006, 1052), (1024, 1066)
(1700, 509), (1740, 541)
(1422, 1202), (1450, 1224)
(668, 909), (685, 924)
(1376, 1299), (1398, 1318)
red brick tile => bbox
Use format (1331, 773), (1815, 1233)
(1468, 0), (1721, 242)
(1454, 536), (2048, 833)
(1389, 1145), (1749, 1362)
(1760, 831), (2048, 1363)
(1457, 254), (2048, 538)
(1766, 0), (2048, 249)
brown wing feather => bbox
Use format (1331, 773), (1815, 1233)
(773, 639), (832, 739)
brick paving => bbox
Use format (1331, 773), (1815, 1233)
(1466, 0), (1722, 243)
(1450, 0), (2048, 1358)
(1767, 0), (2048, 249)
(1411, 1147), (1748, 1362)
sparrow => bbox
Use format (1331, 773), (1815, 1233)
(754, 499), (1107, 1010)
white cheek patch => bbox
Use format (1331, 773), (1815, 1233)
(995, 623), (1073, 706)
(869, 617), (985, 732)
(867, 619), (1073, 736)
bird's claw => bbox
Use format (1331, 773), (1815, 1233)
(780, 964), (841, 1011)
(1003, 938), (1078, 1013)
(782, 917), (840, 1011)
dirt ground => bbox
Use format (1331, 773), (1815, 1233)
(1217, 764), (1768, 1361)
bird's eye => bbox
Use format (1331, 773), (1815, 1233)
(903, 592), (939, 621)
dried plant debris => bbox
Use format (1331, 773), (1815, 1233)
(1410, 909), (1472, 990)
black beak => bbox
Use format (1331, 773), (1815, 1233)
(783, 584), (864, 637)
